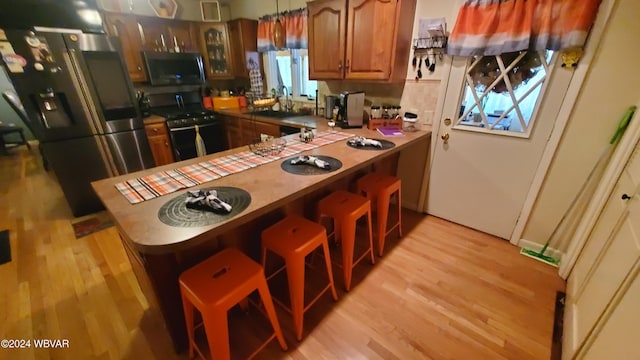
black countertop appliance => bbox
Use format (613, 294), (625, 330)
(337, 91), (365, 129)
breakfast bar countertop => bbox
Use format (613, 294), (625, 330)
(91, 122), (431, 255)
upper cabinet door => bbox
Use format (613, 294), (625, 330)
(103, 13), (147, 83)
(308, 0), (347, 80)
(346, 0), (398, 80)
(199, 23), (234, 79)
(227, 18), (258, 78)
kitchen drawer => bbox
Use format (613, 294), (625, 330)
(145, 122), (168, 137)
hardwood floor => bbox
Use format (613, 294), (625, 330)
(0, 147), (565, 360)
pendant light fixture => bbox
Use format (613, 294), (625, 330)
(273, 0), (285, 49)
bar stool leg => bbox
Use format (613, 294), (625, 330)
(256, 277), (288, 350)
(18, 130), (30, 150)
(321, 240), (339, 301)
(377, 188), (391, 257)
(238, 297), (250, 312)
(285, 256), (306, 341)
(366, 209), (375, 264)
(341, 219), (356, 291)
(180, 293), (196, 359)
(203, 309), (231, 360)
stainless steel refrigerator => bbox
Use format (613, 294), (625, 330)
(1, 29), (154, 216)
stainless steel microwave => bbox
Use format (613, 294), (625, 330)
(142, 51), (205, 86)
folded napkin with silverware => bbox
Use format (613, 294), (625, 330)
(348, 136), (382, 148)
(290, 155), (331, 169)
(185, 189), (232, 213)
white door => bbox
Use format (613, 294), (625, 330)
(562, 142), (640, 359)
(427, 52), (574, 239)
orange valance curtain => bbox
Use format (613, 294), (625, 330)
(257, 8), (308, 52)
(447, 0), (602, 56)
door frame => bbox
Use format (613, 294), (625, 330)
(509, 0), (616, 246)
(560, 106), (640, 279)
(420, 0), (617, 246)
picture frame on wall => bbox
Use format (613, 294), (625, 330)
(201, 1), (221, 22)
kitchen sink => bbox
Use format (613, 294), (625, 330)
(247, 110), (302, 118)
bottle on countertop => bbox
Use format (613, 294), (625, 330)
(173, 36), (180, 53)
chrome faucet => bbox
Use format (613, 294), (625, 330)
(281, 85), (291, 112)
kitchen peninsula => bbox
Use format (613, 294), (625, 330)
(92, 122), (431, 352)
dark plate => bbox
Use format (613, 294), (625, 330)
(158, 186), (251, 227)
(346, 138), (395, 150)
(281, 155), (342, 175)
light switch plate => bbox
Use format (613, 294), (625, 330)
(423, 110), (434, 125)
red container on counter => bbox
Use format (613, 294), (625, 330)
(238, 95), (247, 108)
(203, 96), (213, 110)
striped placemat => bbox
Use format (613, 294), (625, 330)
(115, 130), (354, 204)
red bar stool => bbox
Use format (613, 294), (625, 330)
(356, 172), (402, 256)
(179, 248), (288, 360)
(261, 214), (338, 341)
(317, 190), (375, 291)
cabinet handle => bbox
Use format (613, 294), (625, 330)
(345, 59), (350, 70)
(137, 65), (142, 71)
(622, 193), (632, 200)
(164, 142), (169, 147)
(338, 61), (342, 70)
(153, 128), (158, 132)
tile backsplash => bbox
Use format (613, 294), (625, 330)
(317, 79), (441, 124)
(400, 79), (440, 128)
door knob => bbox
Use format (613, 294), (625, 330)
(441, 131), (449, 144)
(622, 193), (632, 200)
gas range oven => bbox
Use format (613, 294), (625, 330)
(147, 92), (227, 161)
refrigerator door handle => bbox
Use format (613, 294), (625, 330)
(63, 49), (105, 135)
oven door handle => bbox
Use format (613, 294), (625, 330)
(168, 122), (220, 132)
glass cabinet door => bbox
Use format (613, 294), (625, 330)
(199, 23), (233, 79)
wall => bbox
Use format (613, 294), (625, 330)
(0, 67), (33, 140)
(521, 0), (640, 249)
(229, 0), (455, 127)
(228, 0), (308, 20)
(98, 0), (232, 21)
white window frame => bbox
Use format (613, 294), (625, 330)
(262, 49), (317, 102)
(453, 51), (556, 138)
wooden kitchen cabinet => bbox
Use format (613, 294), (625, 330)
(103, 12), (201, 83)
(145, 122), (174, 166)
(227, 18), (259, 78)
(222, 116), (243, 149)
(103, 12), (147, 82)
(137, 17), (199, 52)
(198, 23), (234, 79)
(308, 0), (416, 82)
(242, 120), (280, 144)
(223, 115), (282, 149)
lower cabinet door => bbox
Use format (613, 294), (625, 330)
(148, 134), (174, 166)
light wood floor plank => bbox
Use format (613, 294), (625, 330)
(0, 147), (565, 360)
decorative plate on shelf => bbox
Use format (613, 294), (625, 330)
(149, 0), (177, 19)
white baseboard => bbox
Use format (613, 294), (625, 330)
(518, 238), (565, 261)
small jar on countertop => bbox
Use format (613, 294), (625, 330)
(371, 105), (381, 118)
